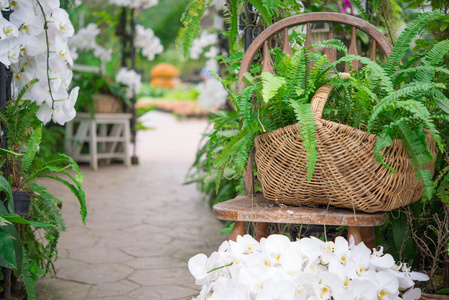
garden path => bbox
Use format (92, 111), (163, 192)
(35, 111), (225, 300)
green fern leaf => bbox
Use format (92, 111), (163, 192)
(21, 247), (36, 300)
(416, 40), (449, 83)
(21, 127), (42, 177)
(397, 100), (443, 151)
(260, 72), (286, 103)
(177, 0), (213, 57)
(242, 72), (257, 87)
(368, 82), (446, 132)
(213, 127), (251, 168)
(312, 39), (348, 55)
(289, 101), (318, 181)
(395, 120), (434, 199)
(349, 0), (368, 20)
(384, 11), (444, 76)
(247, 0), (273, 25)
(374, 132), (396, 173)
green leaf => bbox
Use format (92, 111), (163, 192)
(259, 72), (286, 103)
(368, 83), (446, 132)
(0, 226), (17, 269)
(0, 176), (13, 205)
(416, 40), (449, 83)
(21, 127), (42, 176)
(397, 100), (443, 152)
(289, 101), (318, 181)
(384, 11), (445, 76)
(247, 0), (273, 26)
(374, 132), (396, 173)
(390, 211), (415, 261)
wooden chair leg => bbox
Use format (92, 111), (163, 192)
(255, 222), (269, 242)
(360, 227), (376, 250)
(230, 221), (245, 242)
(347, 226), (362, 245)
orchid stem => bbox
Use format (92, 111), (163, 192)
(36, 0), (56, 110)
(207, 263), (233, 273)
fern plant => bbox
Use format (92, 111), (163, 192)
(0, 81), (87, 298)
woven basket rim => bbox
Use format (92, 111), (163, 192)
(254, 118), (407, 145)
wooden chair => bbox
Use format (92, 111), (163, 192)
(213, 12), (393, 249)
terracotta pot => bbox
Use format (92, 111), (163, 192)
(12, 191), (31, 216)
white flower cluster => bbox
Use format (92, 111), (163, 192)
(0, 0), (79, 125)
(109, 0), (158, 9)
(135, 24), (163, 61)
(69, 23), (112, 62)
(190, 31), (218, 60)
(196, 77), (227, 111)
(189, 235), (429, 300)
(115, 67), (141, 98)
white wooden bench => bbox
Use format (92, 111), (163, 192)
(65, 113), (132, 170)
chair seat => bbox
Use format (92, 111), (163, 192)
(213, 193), (386, 227)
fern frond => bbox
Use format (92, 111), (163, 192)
(397, 100), (443, 151)
(21, 247), (36, 300)
(374, 132), (396, 173)
(395, 120), (434, 199)
(236, 86), (257, 128)
(247, 0), (273, 25)
(416, 40), (449, 83)
(21, 127), (42, 176)
(17, 79), (39, 102)
(312, 39), (348, 55)
(259, 72), (286, 103)
(336, 55), (394, 93)
(213, 127), (251, 168)
(242, 72), (257, 87)
(384, 11), (445, 76)
(368, 83), (446, 132)
(289, 101), (318, 180)
(177, 0), (213, 56)
(349, 0), (369, 20)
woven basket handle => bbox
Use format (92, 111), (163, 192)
(311, 73), (350, 119)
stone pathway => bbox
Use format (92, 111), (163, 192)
(35, 111), (225, 299)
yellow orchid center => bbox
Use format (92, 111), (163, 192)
(378, 290), (389, 299)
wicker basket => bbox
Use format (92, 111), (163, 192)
(421, 294), (449, 299)
(94, 94), (122, 113)
(254, 83), (437, 213)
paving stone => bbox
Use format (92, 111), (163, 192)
(125, 256), (182, 270)
(121, 244), (177, 258)
(33, 113), (225, 299)
(69, 247), (132, 264)
(127, 287), (161, 299)
(151, 285), (199, 300)
(35, 278), (91, 300)
(57, 264), (134, 285)
(128, 268), (193, 287)
(87, 280), (140, 298)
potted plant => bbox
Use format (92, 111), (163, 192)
(0, 82), (87, 299)
(72, 71), (131, 115)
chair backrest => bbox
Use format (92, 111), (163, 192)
(240, 12), (393, 195)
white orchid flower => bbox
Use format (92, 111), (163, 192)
(261, 234), (291, 266)
(49, 8), (74, 38)
(0, 38), (21, 66)
(402, 287), (422, 300)
(256, 278), (296, 300)
(188, 253), (209, 281)
(209, 277), (250, 300)
(375, 271), (400, 299)
(10, 8), (44, 36)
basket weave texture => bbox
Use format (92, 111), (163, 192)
(94, 94), (122, 113)
(254, 84), (437, 213)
